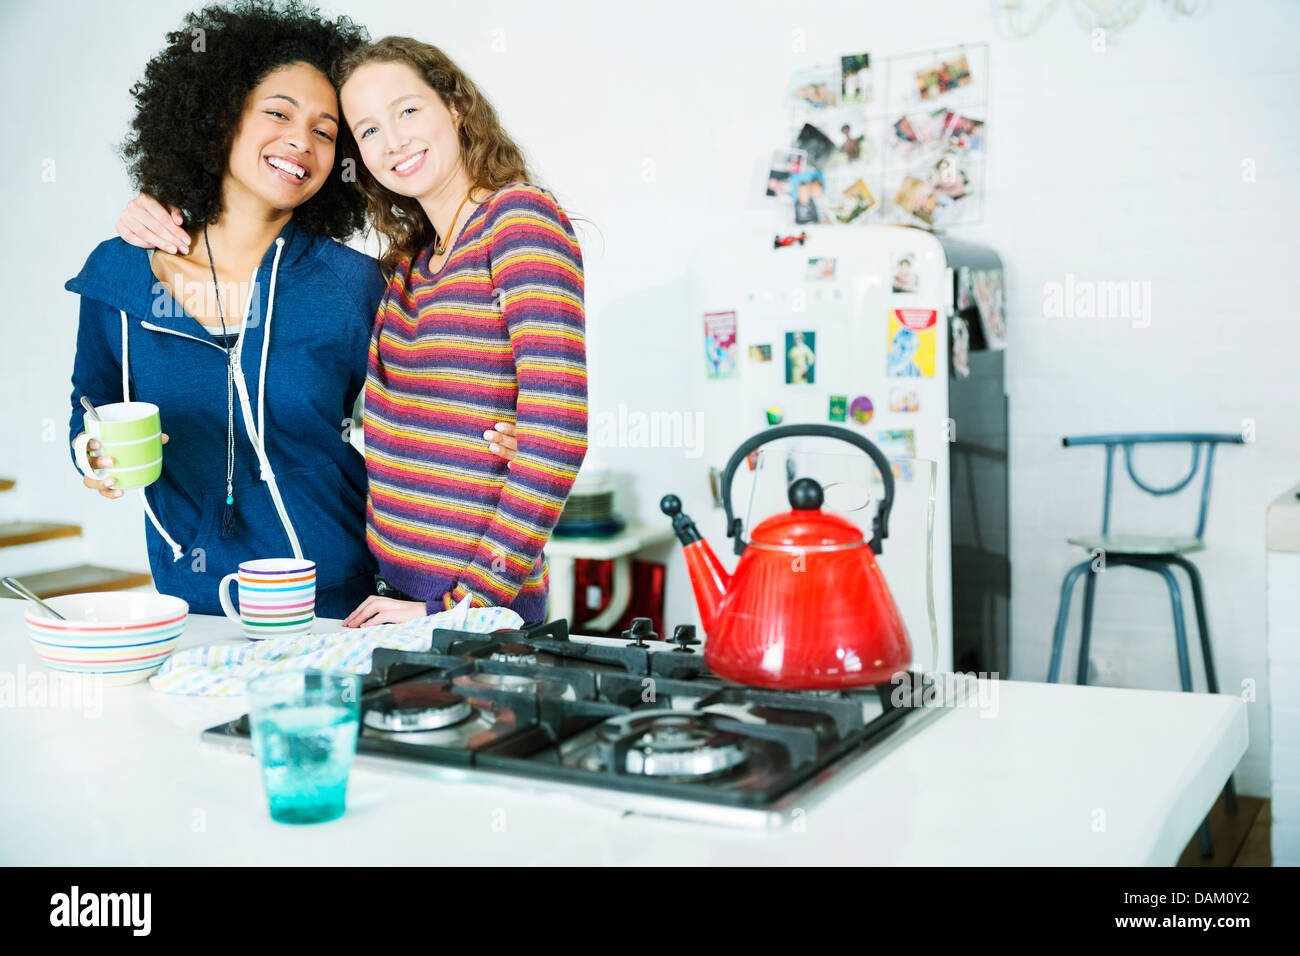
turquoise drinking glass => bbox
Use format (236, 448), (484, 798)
(246, 670), (360, 824)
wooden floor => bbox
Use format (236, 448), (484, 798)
(1177, 794), (1271, 866)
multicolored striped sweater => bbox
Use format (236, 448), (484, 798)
(364, 182), (587, 623)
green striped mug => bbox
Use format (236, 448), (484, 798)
(73, 401), (163, 489)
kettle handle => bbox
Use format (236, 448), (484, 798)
(720, 423), (896, 556)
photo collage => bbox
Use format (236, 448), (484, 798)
(767, 44), (987, 231)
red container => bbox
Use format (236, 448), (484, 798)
(662, 424), (911, 689)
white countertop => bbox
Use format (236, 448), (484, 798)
(0, 601), (1247, 865)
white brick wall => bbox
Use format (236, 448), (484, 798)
(2, 0), (1295, 809)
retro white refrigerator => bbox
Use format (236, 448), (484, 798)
(683, 223), (1010, 676)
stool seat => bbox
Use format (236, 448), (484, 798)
(1067, 533), (1205, 556)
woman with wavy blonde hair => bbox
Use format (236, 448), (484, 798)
(333, 37), (587, 628)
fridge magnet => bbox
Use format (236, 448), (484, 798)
(891, 254), (919, 293)
(887, 308), (937, 377)
(951, 315), (972, 378)
(790, 66), (839, 109)
(790, 170), (829, 225)
(889, 388), (920, 413)
(971, 268), (1006, 349)
(707, 467), (724, 506)
(840, 53), (873, 104)
(704, 311), (738, 379)
(849, 395), (874, 425)
(828, 394), (848, 422)
(765, 148), (809, 198)
(806, 257), (837, 280)
(915, 53), (972, 101)
(784, 331), (817, 384)
(748, 343), (773, 362)
(876, 428), (917, 482)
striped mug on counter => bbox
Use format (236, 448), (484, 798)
(219, 558), (316, 640)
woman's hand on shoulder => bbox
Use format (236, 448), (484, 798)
(116, 194), (191, 255)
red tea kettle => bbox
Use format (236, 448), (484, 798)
(661, 424), (910, 689)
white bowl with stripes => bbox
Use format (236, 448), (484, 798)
(25, 592), (188, 686)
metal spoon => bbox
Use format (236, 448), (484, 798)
(80, 396), (102, 422)
(2, 577), (67, 620)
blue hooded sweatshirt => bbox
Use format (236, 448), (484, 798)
(65, 217), (386, 618)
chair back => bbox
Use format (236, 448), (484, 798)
(1061, 432), (1245, 540)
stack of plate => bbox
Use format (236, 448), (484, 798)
(25, 592), (188, 685)
(553, 465), (625, 538)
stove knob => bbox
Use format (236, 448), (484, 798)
(624, 616), (657, 647)
(670, 624), (700, 653)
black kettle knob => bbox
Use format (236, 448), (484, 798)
(660, 494), (702, 544)
(670, 624), (700, 654)
(788, 477), (824, 511)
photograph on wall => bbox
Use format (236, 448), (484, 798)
(765, 148), (809, 199)
(888, 107), (948, 162)
(892, 253), (919, 293)
(876, 428), (918, 482)
(784, 330), (817, 385)
(832, 177), (877, 223)
(748, 343), (772, 362)
(915, 53), (971, 100)
(941, 110), (984, 152)
(893, 175), (938, 225)
(793, 122), (839, 168)
(886, 308), (937, 377)
(704, 311), (738, 379)
(790, 66), (840, 109)
(840, 53), (872, 104)
(828, 394), (848, 422)
(791, 169), (830, 224)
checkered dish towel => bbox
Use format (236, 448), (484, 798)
(148, 597), (523, 697)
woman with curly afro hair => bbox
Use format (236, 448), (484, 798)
(69, 0), (517, 620)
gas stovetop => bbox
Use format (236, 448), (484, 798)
(201, 618), (952, 828)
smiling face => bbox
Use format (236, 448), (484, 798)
(340, 60), (462, 200)
(225, 61), (339, 213)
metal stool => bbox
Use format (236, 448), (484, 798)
(1047, 432), (1245, 858)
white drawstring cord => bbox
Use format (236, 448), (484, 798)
(232, 238), (303, 558)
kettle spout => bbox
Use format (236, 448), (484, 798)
(660, 494), (729, 634)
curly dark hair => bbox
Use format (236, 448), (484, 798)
(121, 0), (370, 240)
